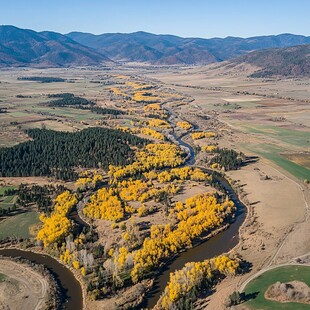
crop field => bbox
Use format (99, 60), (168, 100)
(0, 186), (17, 210)
(242, 143), (310, 180)
(0, 186), (16, 196)
(242, 125), (310, 148)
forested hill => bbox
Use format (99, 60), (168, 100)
(0, 128), (148, 180)
(232, 44), (310, 77)
(0, 25), (111, 67)
(66, 31), (310, 65)
(2, 25), (310, 67)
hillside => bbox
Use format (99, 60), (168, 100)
(232, 44), (310, 77)
(67, 31), (218, 65)
(0, 25), (111, 67)
(67, 31), (310, 65)
(1, 25), (310, 67)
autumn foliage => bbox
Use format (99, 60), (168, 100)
(157, 255), (239, 309)
(37, 191), (77, 247)
(177, 121), (193, 130)
(143, 166), (210, 183)
(108, 143), (185, 182)
(83, 188), (124, 222)
(130, 193), (235, 283)
(191, 131), (217, 140)
(147, 118), (171, 129)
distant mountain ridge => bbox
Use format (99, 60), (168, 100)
(67, 31), (218, 65)
(67, 31), (310, 65)
(0, 25), (111, 67)
(231, 44), (310, 77)
(0, 25), (310, 69)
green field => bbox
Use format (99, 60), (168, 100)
(0, 195), (17, 210)
(0, 186), (16, 196)
(0, 211), (39, 240)
(8, 111), (33, 117)
(0, 186), (17, 210)
(244, 125), (309, 148)
(243, 144), (310, 181)
(30, 106), (104, 121)
(244, 265), (310, 309)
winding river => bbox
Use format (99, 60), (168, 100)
(0, 132), (246, 310)
(142, 134), (247, 308)
(0, 207), (87, 310)
(0, 248), (83, 310)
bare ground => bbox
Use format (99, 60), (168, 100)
(0, 259), (49, 310)
(195, 159), (310, 309)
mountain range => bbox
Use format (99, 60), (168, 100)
(67, 31), (310, 65)
(232, 44), (310, 77)
(0, 25), (110, 67)
(0, 25), (310, 77)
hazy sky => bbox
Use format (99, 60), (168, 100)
(1, 0), (309, 38)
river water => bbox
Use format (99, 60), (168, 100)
(0, 248), (83, 310)
(143, 164), (246, 307)
(0, 133), (246, 310)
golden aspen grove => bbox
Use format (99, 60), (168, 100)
(157, 255), (239, 309)
(177, 121), (193, 130)
(37, 191), (77, 247)
(2, 11), (307, 310)
(19, 74), (245, 309)
(191, 131), (217, 140)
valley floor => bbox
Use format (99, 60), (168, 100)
(145, 64), (310, 309)
(0, 65), (309, 309)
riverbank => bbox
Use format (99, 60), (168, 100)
(0, 256), (59, 310)
(194, 158), (310, 309)
(0, 246), (84, 310)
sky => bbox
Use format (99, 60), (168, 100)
(1, 0), (309, 38)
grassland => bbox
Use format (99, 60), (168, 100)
(0, 211), (39, 240)
(242, 144), (310, 180)
(0, 186), (17, 210)
(244, 265), (310, 310)
(242, 125), (309, 148)
(0, 259), (50, 310)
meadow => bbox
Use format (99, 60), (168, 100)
(244, 265), (310, 310)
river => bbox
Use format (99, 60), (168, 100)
(0, 248), (83, 310)
(0, 131), (246, 310)
(142, 134), (246, 308)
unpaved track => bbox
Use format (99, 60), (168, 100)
(238, 164), (310, 294)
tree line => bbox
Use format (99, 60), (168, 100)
(0, 127), (148, 180)
(210, 148), (244, 170)
(17, 184), (66, 213)
(46, 93), (95, 107)
(46, 93), (124, 115)
(17, 76), (66, 83)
